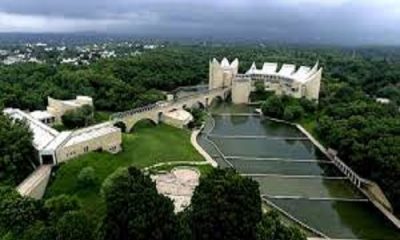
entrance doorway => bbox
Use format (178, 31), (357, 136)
(41, 155), (54, 165)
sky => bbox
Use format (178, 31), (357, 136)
(0, 0), (400, 45)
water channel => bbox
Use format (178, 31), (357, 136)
(197, 102), (400, 240)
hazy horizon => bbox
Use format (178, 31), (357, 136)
(1, 0), (400, 45)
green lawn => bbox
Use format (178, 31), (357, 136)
(45, 122), (205, 221)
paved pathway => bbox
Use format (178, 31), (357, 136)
(191, 127), (218, 167)
(17, 165), (52, 199)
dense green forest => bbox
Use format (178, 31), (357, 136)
(1, 45), (400, 112)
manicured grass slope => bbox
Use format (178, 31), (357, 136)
(45, 122), (204, 220)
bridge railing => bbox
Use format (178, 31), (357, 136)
(111, 103), (158, 120)
(111, 87), (230, 120)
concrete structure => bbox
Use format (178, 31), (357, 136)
(4, 108), (59, 151)
(42, 122), (122, 165)
(3, 108), (122, 166)
(111, 87), (230, 132)
(152, 167), (200, 212)
(47, 96), (93, 123)
(30, 110), (56, 125)
(16, 165), (52, 199)
(162, 109), (193, 128)
(209, 58), (239, 89)
(209, 58), (322, 104)
(296, 124), (400, 230)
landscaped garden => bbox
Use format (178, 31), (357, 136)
(45, 121), (205, 221)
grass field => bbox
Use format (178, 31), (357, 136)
(45, 121), (205, 221)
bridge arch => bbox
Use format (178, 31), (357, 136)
(114, 121), (127, 133)
(210, 95), (224, 106)
(128, 118), (158, 132)
(190, 101), (206, 109)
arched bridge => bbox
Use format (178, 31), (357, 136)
(111, 87), (231, 132)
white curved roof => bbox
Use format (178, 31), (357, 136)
(262, 63), (278, 74)
(278, 64), (296, 77)
(245, 61), (320, 84)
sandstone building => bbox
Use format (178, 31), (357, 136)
(209, 58), (322, 103)
(4, 108), (121, 165)
(47, 96), (93, 123)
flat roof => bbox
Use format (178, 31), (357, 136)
(62, 122), (120, 147)
(30, 110), (54, 120)
(4, 108), (59, 150)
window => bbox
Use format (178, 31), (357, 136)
(84, 146), (89, 152)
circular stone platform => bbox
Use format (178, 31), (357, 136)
(152, 167), (200, 212)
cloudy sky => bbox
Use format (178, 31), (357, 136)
(0, 0), (400, 44)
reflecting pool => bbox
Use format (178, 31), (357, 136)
(198, 103), (400, 239)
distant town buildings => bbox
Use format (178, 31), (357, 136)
(209, 58), (322, 103)
(0, 41), (163, 65)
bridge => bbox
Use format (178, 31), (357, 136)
(111, 87), (231, 132)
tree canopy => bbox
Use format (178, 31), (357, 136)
(190, 168), (262, 240)
(0, 113), (36, 186)
(61, 104), (94, 129)
(99, 166), (177, 240)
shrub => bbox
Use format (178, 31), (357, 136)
(261, 95), (284, 118)
(283, 105), (304, 121)
(77, 167), (97, 188)
(61, 105), (94, 129)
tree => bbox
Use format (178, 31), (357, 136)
(44, 194), (81, 221)
(99, 166), (177, 240)
(77, 167), (97, 188)
(61, 104), (94, 129)
(22, 221), (56, 240)
(190, 168), (262, 240)
(0, 114), (36, 185)
(0, 187), (44, 235)
(299, 98), (317, 113)
(257, 211), (306, 240)
(283, 105), (304, 121)
(187, 107), (206, 129)
(56, 211), (94, 240)
(261, 96), (284, 119)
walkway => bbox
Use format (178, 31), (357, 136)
(191, 127), (218, 167)
(17, 165), (52, 199)
(111, 87), (230, 132)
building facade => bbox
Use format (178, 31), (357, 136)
(209, 58), (322, 103)
(4, 108), (122, 166)
(47, 96), (93, 123)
